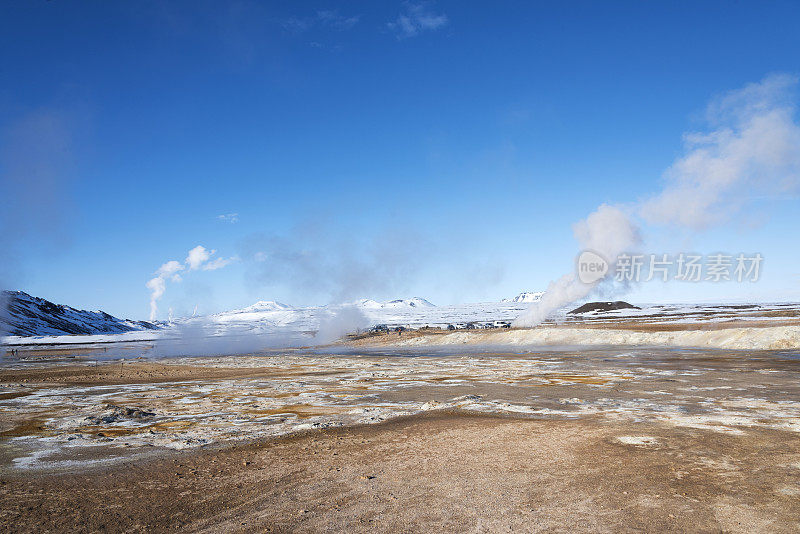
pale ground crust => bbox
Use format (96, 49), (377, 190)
(346, 321), (800, 350)
(2, 412), (800, 533)
(2, 330), (800, 533)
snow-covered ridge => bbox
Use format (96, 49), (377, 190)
(368, 297), (435, 309)
(502, 292), (544, 303)
(217, 297), (435, 316)
(4, 290), (800, 349)
(11, 287), (798, 350)
(221, 300), (293, 314)
(0, 291), (159, 337)
(204, 296), (529, 333)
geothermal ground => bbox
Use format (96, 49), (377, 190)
(2, 313), (800, 532)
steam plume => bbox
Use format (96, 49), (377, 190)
(150, 305), (369, 358)
(146, 246), (236, 321)
(515, 74), (800, 326)
(315, 305), (370, 344)
(146, 260), (184, 321)
(514, 204), (640, 325)
(241, 224), (433, 304)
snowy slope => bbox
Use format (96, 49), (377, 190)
(231, 300), (293, 313)
(380, 298), (435, 308)
(205, 296), (527, 333)
(502, 291), (544, 303)
(343, 298), (434, 310)
(0, 291), (159, 337)
(203, 297), (800, 334)
(4, 292), (799, 346)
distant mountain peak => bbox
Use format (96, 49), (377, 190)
(234, 300), (292, 313)
(1, 290), (158, 337)
(331, 297), (436, 310)
(502, 291), (545, 303)
(381, 297), (435, 308)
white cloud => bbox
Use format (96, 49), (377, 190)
(282, 17), (312, 33)
(316, 10), (360, 31)
(203, 256), (239, 271)
(217, 213), (239, 223)
(186, 245), (214, 270)
(641, 73), (800, 229)
(388, 3), (448, 39)
(155, 260), (184, 277)
(282, 10), (360, 34)
(516, 74), (800, 326)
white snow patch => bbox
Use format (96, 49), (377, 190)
(616, 436), (660, 446)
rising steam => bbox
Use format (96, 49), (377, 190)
(515, 74), (800, 326)
(146, 246), (237, 321)
(149, 304), (369, 357)
(314, 305), (370, 344)
(514, 204), (640, 326)
(240, 224), (433, 304)
(146, 260), (184, 321)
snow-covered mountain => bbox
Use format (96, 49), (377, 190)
(9, 289), (796, 347)
(203, 296), (525, 333)
(226, 300), (293, 314)
(1, 291), (159, 337)
(502, 291), (544, 303)
(344, 297), (435, 309)
(372, 297), (435, 308)
(1, 292), (530, 342)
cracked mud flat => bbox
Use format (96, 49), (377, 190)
(1, 343), (800, 532)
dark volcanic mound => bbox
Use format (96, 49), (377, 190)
(568, 301), (640, 315)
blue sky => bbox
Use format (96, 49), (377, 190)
(2, 1), (800, 320)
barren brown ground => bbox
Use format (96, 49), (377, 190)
(2, 412), (800, 533)
(2, 339), (800, 533)
(0, 360), (329, 387)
